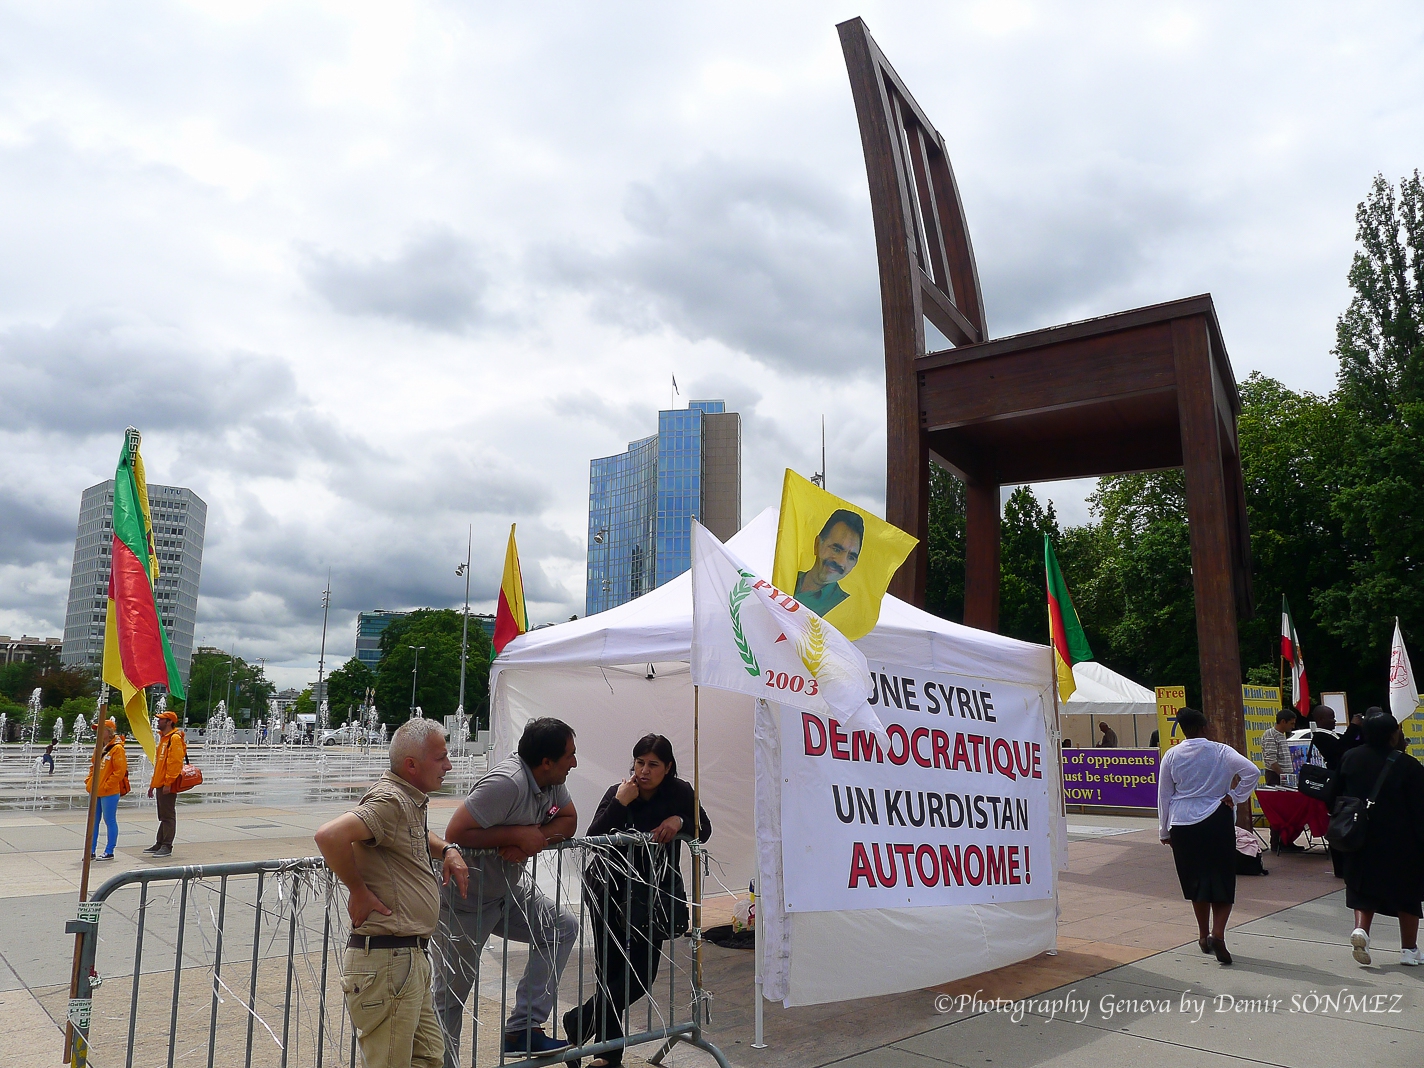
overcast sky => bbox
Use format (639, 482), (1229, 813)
(2, 2), (1420, 688)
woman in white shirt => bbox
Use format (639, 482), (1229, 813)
(1157, 707), (1260, 964)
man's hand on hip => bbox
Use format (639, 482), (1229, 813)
(347, 886), (392, 929)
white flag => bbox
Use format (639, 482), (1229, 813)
(1389, 618), (1421, 724)
(691, 521), (884, 738)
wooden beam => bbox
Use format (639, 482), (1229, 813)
(963, 476), (1001, 631)
(919, 267), (979, 346)
(1173, 317), (1246, 753)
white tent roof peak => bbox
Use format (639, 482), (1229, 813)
(1066, 660), (1155, 715)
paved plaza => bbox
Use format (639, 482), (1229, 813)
(2, 746), (1420, 1067)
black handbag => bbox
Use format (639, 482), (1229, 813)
(1325, 752), (1399, 853)
(1297, 736), (1336, 801)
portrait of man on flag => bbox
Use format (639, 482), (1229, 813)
(771, 469), (917, 641)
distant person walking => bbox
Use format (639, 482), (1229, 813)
(144, 710), (185, 858)
(1321, 711), (1424, 967)
(85, 718), (127, 861)
(43, 740), (56, 775)
(1157, 707), (1260, 965)
(314, 718), (467, 1068)
(1097, 722), (1118, 748)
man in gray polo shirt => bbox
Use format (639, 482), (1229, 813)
(434, 717), (580, 1062)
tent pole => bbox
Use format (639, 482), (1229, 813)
(753, 762), (765, 1049)
(692, 684), (704, 1027)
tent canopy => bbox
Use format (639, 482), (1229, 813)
(489, 507), (1062, 1005)
(1066, 661), (1156, 718)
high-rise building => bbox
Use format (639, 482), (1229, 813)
(355, 610), (409, 669)
(586, 399), (741, 615)
(61, 481), (207, 687)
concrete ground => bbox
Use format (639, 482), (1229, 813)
(2, 757), (1416, 1067)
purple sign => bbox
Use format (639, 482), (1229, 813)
(1062, 747), (1159, 807)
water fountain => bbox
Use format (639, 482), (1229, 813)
(24, 688), (43, 751)
(319, 698), (330, 735)
(53, 716), (64, 743)
(0, 712), (8, 749)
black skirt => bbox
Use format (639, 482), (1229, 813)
(1169, 803), (1237, 904)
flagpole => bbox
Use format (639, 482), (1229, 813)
(692, 683), (704, 1028)
(64, 685), (110, 1064)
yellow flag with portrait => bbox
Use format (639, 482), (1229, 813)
(771, 469), (918, 641)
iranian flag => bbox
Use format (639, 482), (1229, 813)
(1281, 596), (1309, 715)
(1045, 536), (1092, 703)
(102, 429), (185, 762)
(493, 524), (528, 655)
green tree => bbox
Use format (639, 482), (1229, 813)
(1317, 171), (1424, 682)
(183, 651), (274, 725)
(925, 464), (966, 622)
(374, 609), (493, 728)
(326, 657), (376, 724)
(295, 687), (316, 718)
(997, 487), (1061, 644)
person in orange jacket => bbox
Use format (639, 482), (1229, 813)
(85, 718), (128, 861)
(145, 710), (186, 858)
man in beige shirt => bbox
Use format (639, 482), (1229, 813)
(315, 718), (469, 1068)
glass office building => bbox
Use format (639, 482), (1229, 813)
(355, 610), (409, 669)
(61, 480), (207, 687)
(587, 400), (741, 615)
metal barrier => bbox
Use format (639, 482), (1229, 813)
(67, 836), (731, 1068)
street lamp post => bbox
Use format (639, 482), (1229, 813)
(456, 525), (472, 726)
(408, 646), (425, 719)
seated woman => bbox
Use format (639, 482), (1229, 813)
(563, 734), (711, 1067)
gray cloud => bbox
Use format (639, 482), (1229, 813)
(548, 157), (882, 377)
(302, 229), (491, 333)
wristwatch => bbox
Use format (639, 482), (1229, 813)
(441, 843), (461, 857)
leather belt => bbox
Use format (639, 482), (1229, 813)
(348, 934), (429, 951)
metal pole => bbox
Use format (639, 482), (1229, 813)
(691, 685), (704, 1029)
(457, 526), (471, 718)
(64, 684), (110, 1064)
(317, 574), (331, 714)
(752, 787), (765, 1049)
(409, 646), (424, 717)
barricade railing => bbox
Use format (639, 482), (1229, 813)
(66, 835), (730, 1068)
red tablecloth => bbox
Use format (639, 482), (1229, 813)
(1254, 787), (1329, 844)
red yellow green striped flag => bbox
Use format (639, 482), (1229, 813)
(493, 523), (528, 654)
(1045, 535), (1092, 702)
(102, 429), (185, 761)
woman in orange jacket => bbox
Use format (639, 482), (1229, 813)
(85, 718), (127, 861)
(146, 710), (186, 858)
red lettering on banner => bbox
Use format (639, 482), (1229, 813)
(951, 733), (970, 770)
(1013, 740), (1033, 778)
(986, 845), (1006, 884)
(915, 844), (940, 886)
(852, 731), (883, 763)
(910, 727), (932, 767)
(829, 719), (850, 760)
(964, 845), (985, 885)
(940, 844), (962, 885)
(885, 725), (910, 766)
(969, 735), (985, 772)
(802, 713), (826, 756)
(992, 738), (1016, 781)
(872, 843), (898, 886)
(893, 843), (916, 886)
(848, 842), (875, 887)
(931, 729), (950, 768)
(1031, 743), (1042, 779)
(1008, 845), (1021, 884)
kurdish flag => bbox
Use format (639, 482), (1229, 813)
(1045, 535), (1092, 702)
(493, 524), (528, 654)
(102, 429), (185, 762)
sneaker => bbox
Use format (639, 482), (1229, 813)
(94, 854), (115, 862)
(151, 846), (173, 858)
(142, 844), (160, 853)
(503, 1029), (570, 1057)
(1350, 928), (1371, 966)
(1401, 947), (1423, 967)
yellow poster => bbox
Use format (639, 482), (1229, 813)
(1155, 686), (1186, 753)
(1242, 684), (1282, 771)
(771, 469), (918, 641)
(1403, 699), (1424, 763)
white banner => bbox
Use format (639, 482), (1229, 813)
(780, 661), (1053, 913)
(691, 520), (884, 735)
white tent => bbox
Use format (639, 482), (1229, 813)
(490, 507), (1065, 1006)
(1066, 661), (1156, 718)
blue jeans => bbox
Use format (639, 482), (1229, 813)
(91, 794), (119, 856)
